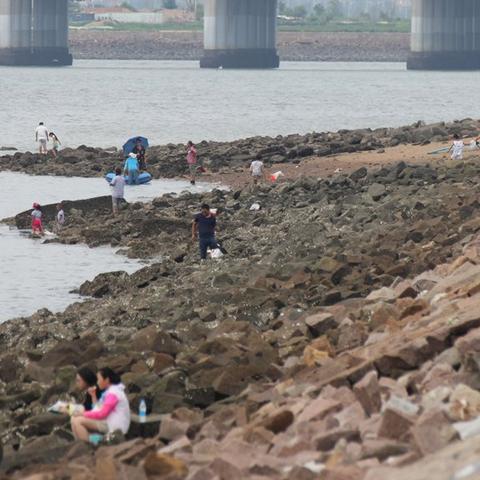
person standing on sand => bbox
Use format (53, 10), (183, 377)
(450, 134), (464, 161)
(35, 122), (49, 155)
(110, 167), (125, 216)
(192, 203), (219, 260)
(186, 141), (198, 185)
(250, 158), (265, 185)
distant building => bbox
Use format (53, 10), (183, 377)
(85, 7), (165, 24)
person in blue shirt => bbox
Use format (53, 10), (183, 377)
(192, 204), (219, 260)
(124, 153), (139, 185)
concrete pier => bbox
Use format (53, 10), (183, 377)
(0, 0), (71, 66)
(0, 0), (32, 65)
(200, 0), (279, 69)
(408, 0), (480, 70)
(32, 0), (72, 66)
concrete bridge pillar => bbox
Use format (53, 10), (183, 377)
(0, 0), (32, 65)
(200, 0), (279, 69)
(32, 0), (72, 65)
(408, 0), (480, 69)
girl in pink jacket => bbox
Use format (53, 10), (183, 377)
(71, 368), (131, 441)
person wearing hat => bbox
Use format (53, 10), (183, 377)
(124, 153), (139, 185)
(31, 203), (44, 235)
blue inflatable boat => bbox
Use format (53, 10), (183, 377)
(105, 172), (152, 185)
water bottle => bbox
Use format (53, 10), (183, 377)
(139, 399), (147, 424)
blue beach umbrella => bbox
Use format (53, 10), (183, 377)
(123, 136), (149, 156)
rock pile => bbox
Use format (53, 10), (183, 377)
(3, 198), (480, 478)
(3, 155), (480, 477)
(1, 118), (479, 179)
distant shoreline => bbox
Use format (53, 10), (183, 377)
(69, 30), (410, 63)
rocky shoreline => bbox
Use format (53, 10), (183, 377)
(69, 30), (410, 63)
(1, 118), (478, 182)
(2, 120), (480, 478)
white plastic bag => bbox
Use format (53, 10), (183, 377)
(209, 248), (224, 259)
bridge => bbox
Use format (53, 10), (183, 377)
(0, 0), (478, 70)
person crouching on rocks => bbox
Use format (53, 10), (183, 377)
(192, 203), (219, 260)
(31, 203), (44, 236)
(71, 368), (130, 442)
(75, 367), (104, 413)
(124, 153), (140, 185)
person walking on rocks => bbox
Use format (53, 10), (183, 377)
(192, 203), (219, 260)
(35, 122), (49, 155)
(49, 132), (61, 158)
(186, 141), (198, 185)
(450, 134), (464, 161)
(110, 167), (125, 216)
(250, 158), (265, 185)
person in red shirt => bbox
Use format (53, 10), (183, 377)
(186, 141), (198, 185)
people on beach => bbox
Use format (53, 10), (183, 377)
(124, 153), (140, 185)
(76, 367), (103, 413)
(31, 203), (44, 236)
(132, 138), (146, 172)
(250, 158), (265, 185)
(110, 167), (125, 215)
(49, 132), (61, 158)
(192, 203), (219, 260)
(71, 367), (131, 442)
(450, 134), (464, 160)
(186, 141), (198, 185)
(56, 203), (65, 232)
(35, 122), (49, 155)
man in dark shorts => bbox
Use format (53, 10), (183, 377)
(132, 138), (146, 171)
(192, 204), (218, 260)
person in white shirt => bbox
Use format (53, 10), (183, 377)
(110, 167), (126, 215)
(35, 122), (49, 155)
(56, 203), (65, 232)
(250, 159), (265, 185)
(450, 134), (464, 161)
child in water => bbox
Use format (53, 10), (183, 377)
(450, 134), (464, 161)
(31, 203), (44, 236)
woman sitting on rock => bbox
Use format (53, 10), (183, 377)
(71, 368), (130, 441)
(75, 367), (103, 412)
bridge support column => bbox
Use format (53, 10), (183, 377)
(408, 0), (480, 70)
(32, 0), (72, 66)
(0, 0), (32, 65)
(200, 0), (279, 69)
